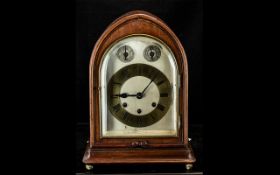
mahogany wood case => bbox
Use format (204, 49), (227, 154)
(83, 10), (196, 165)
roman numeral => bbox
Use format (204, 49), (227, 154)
(112, 82), (121, 85)
(160, 93), (169, 97)
(152, 73), (157, 80)
(151, 114), (156, 122)
(112, 104), (121, 113)
(121, 69), (129, 78)
(137, 65), (144, 76)
(136, 117), (143, 126)
(145, 68), (153, 77)
(157, 80), (164, 86)
(123, 112), (128, 121)
(157, 104), (165, 111)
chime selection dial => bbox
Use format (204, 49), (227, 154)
(144, 45), (161, 62)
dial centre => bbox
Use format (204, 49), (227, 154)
(120, 76), (160, 116)
(136, 92), (143, 99)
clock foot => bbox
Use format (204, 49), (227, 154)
(85, 164), (93, 171)
(185, 164), (193, 170)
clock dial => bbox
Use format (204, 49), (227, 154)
(144, 45), (161, 62)
(108, 64), (171, 127)
(100, 35), (179, 137)
(116, 45), (134, 62)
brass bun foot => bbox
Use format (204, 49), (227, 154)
(85, 164), (93, 171)
(186, 164), (193, 170)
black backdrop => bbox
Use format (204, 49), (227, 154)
(4, 0), (273, 174)
(76, 0), (203, 172)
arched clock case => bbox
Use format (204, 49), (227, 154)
(83, 10), (196, 170)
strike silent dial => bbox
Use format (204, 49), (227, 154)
(116, 45), (134, 62)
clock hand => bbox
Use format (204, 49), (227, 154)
(141, 79), (153, 95)
(141, 74), (158, 95)
(124, 46), (128, 60)
(114, 93), (137, 98)
(114, 73), (158, 100)
(150, 51), (155, 60)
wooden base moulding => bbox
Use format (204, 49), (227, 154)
(83, 144), (196, 164)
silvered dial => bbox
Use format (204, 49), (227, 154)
(108, 64), (171, 127)
(116, 45), (134, 62)
(144, 45), (161, 62)
(100, 35), (179, 137)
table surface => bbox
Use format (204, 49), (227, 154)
(75, 164), (203, 175)
(76, 173), (203, 175)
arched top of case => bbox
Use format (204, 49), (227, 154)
(89, 10), (188, 76)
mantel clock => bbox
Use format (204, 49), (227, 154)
(83, 10), (196, 170)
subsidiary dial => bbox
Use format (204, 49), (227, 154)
(116, 45), (134, 62)
(144, 45), (161, 62)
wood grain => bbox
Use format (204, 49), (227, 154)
(84, 10), (195, 165)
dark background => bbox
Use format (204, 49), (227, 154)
(3, 0), (275, 174)
(76, 0), (203, 173)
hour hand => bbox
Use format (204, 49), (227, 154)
(113, 93), (137, 98)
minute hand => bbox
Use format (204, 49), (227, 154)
(142, 78), (154, 95)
